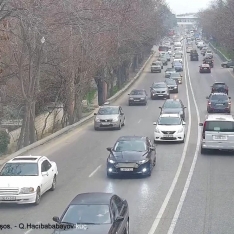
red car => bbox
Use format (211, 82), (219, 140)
(199, 64), (211, 73)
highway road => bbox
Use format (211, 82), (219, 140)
(1, 40), (234, 234)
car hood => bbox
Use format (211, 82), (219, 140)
(0, 176), (40, 188)
(167, 84), (177, 87)
(165, 71), (176, 73)
(53, 224), (112, 234)
(161, 108), (183, 114)
(96, 114), (119, 120)
(151, 88), (167, 92)
(111, 151), (147, 162)
(157, 125), (182, 131)
(129, 95), (145, 98)
(174, 64), (182, 67)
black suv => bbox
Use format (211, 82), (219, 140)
(206, 93), (231, 113)
(211, 82), (228, 94)
(190, 50), (198, 61)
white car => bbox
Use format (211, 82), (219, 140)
(0, 156), (58, 205)
(168, 50), (172, 55)
(153, 113), (186, 143)
(205, 50), (213, 58)
(173, 58), (183, 64)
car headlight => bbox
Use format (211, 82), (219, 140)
(95, 118), (100, 122)
(108, 158), (115, 164)
(20, 187), (35, 194)
(140, 97), (145, 100)
(155, 128), (160, 133)
(112, 117), (119, 122)
(177, 127), (184, 133)
(138, 159), (149, 164)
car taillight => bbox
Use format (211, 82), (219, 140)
(208, 102), (211, 105)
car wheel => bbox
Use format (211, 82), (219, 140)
(50, 175), (56, 191)
(159, 70), (161, 73)
(94, 127), (99, 131)
(117, 122), (122, 130)
(176, 88), (178, 93)
(129, 102), (132, 106)
(153, 157), (156, 167)
(201, 147), (207, 154)
(124, 220), (129, 234)
(207, 109), (210, 113)
(181, 135), (185, 143)
(223, 64), (227, 68)
(122, 118), (126, 126)
(167, 95), (170, 99)
(34, 187), (41, 205)
(151, 95), (154, 100)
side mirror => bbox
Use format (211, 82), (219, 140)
(182, 121), (186, 125)
(199, 123), (203, 126)
(53, 216), (60, 223)
(94, 113), (97, 115)
(153, 122), (157, 125)
(107, 147), (112, 152)
(206, 96), (209, 99)
(115, 216), (124, 223)
(150, 146), (155, 151)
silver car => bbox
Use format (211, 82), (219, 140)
(151, 61), (162, 73)
(94, 104), (125, 130)
(150, 82), (170, 100)
(165, 68), (176, 78)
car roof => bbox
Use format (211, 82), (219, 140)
(160, 113), (180, 118)
(164, 98), (181, 103)
(8, 156), (44, 163)
(99, 105), (119, 109)
(210, 92), (228, 96)
(70, 193), (114, 205)
(205, 114), (234, 122)
(213, 82), (226, 85)
(117, 136), (147, 141)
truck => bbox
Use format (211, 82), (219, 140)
(190, 50), (199, 61)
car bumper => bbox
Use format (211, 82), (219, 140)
(200, 69), (210, 73)
(94, 121), (120, 129)
(0, 192), (37, 204)
(168, 87), (178, 93)
(151, 93), (168, 98)
(129, 99), (146, 104)
(154, 132), (184, 141)
(207, 107), (230, 113)
(107, 162), (151, 176)
(151, 68), (161, 72)
(201, 141), (234, 150)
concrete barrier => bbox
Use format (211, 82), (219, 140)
(0, 50), (156, 166)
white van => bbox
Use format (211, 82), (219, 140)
(199, 114), (234, 154)
(197, 41), (205, 49)
(174, 42), (182, 47)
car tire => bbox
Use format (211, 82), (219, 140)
(129, 102), (132, 106)
(167, 95), (170, 99)
(50, 175), (56, 191)
(124, 220), (129, 234)
(201, 147), (207, 154)
(181, 135), (185, 143)
(175, 89), (178, 93)
(34, 187), (41, 205)
(207, 109), (210, 113)
(223, 64), (227, 68)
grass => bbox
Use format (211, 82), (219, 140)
(210, 42), (234, 60)
(84, 89), (97, 104)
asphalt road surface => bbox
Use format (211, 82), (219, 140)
(1, 40), (234, 234)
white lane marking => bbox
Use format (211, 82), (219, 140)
(24, 222), (41, 234)
(167, 42), (201, 234)
(89, 165), (102, 178)
(146, 106), (148, 110)
(147, 40), (193, 234)
(138, 119), (142, 123)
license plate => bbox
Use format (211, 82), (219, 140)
(120, 168), (133, 171)
(213, 136), (227, 140)
(204, 68), (207, 69)
(102, 122), (110, 125)
(134, 100), (140, 101)
(0, 196), (16, 201)
(216, 104), (223, 105)
(164, 134), (173, 138)
(157, 94), (163, 96)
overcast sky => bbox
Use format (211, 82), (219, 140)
(166, 0), (212, 14)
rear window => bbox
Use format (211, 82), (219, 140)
(204, 121), (234, 132)
(210, 95), (228, 101)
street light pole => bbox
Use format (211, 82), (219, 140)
(37, 36), (45, 92)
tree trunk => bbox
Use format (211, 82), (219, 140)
(95, 77), (104, 106)
(74, 93), (83, 122)
(29, 101), (36, 143)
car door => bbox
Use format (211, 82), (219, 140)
(180, 100), (185, 116)
(119, 107), (124, 122)
(44, 159), (54, 191)
(41, 160), (53, 192)
(40, 161), (49, 194)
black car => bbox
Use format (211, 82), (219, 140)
(159, 99), (186, 120)
(106, 136), (156, 177)
(199, 64), (211, 73)
(52, 193), (129, 234)
(206, 93), (231, 113)
(190, 50), (199, 61)
(211, 82), (228, 94)
(203, 57), (214, 68)
(165, 78), (178, 93)
(221, 59), (234, 68)
(128, 89), (147, 106)
(169, 72), (183, 84)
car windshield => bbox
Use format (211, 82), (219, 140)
(166, 68), (174, 72)
(61, 204), (111, 225)
(163, 101), (182, 108)
(113, 140), (147, 152)
(204, 121), (234, 132)
(98, 107), (118, 115)
(174, 62), (181, 66)
(152, 83), (166, 88)
(158, 117), (181, 125)
(213, 84), (225, 88)
(0, 163), (38, 176)
(130, 90), (144, 95)
(210, 95), (228, 101)
(170, 73), (180, 78)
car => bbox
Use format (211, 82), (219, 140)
(174, 46), (182, 51)
(186, 46), (193, 53)
(173, 61), (183, 72)
(128, 89), (147, 106)
(197, 41), (205, 49)
(205, 50), (213, 58)
(0, 156), (58, 205)
(165, 52), (171, 61)
(165, 78), (178, 93)
(195, 38), (201, 45)
(94, 104), (125, 130)
(157, 56), (168, 65)
(165, 68), (176, 78)
(211, 82), (228, 94)
(169, 72), (183, 84)
(201, 47), (208, 56)
(168, 50), (172, 55)
(159, 98), (186, 120)
(190, 50), (199, 61)
(52, 192), (129, 234)
(206, 93), (231, 113)
(203, 57), (214, 68)
(150, 82), (170, 99)
(199, 114), (234, 154)
(151, 61), (162, 72)
(199, 64), (211, 73)
(172, 58), (183, 64)
(153, 113), (186, 143)
(173, 52), (183, 58)
(106, 136), (156, 177)
(221, 59), (234, 68)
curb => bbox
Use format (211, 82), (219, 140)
(0, 51), (155, 166)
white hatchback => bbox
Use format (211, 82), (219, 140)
(153, 114), (186, 142)
(0, 156), (58, 205)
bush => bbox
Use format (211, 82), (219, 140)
(0, 129), (10, 154)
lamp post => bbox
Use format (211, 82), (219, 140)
(37, 36), (45, 92)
